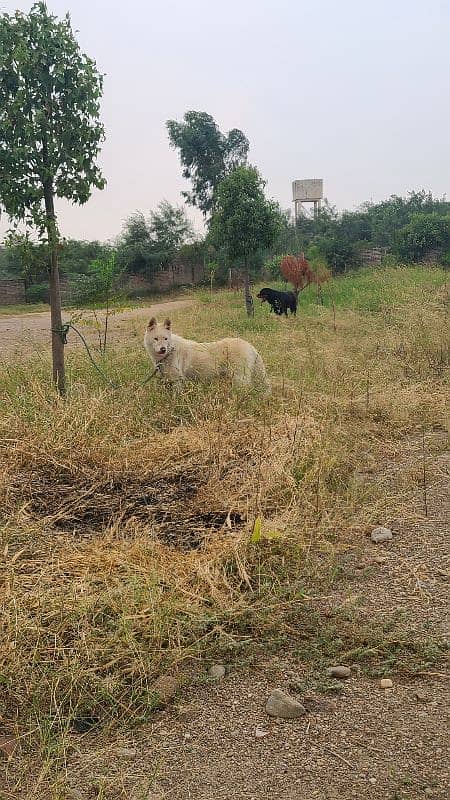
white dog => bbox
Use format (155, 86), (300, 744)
(144, 317), (270, 394)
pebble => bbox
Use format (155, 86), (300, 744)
(113, 747), (137, 758)
(265, 689), (307, 719)
(255, 726), (270, 738)
(371, 526), (393, 543)
(326, 666), (351, 679)
(152, 675), (179, 705)
(209, 664), (226, 679)
(302, 694), (337, 713)
(380, 678), (393, 689)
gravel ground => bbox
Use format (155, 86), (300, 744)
(63, 670), (449, 800)
(60, 438), (449, 800)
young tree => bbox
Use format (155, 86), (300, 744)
(166, 111), (249, 217)
(0, 2), (105, 394)
(210, 166), (282, 315)
(280, 253), (316, 293)
(82, 252), (123, 354)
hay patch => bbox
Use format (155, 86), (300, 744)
(7, 463), (244, 551)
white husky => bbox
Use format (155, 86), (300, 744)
(144, 317), (270, 394)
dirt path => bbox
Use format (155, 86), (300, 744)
(0, 298), (192, 358)
(59, 436), (449, 800)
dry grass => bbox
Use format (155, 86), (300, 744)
(0, 266), (448, 787)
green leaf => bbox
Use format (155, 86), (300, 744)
(250, 516), (262, 544)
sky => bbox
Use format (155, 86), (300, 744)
(1, 0), (449, 243)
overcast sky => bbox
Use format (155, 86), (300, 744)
(1, 0), (449, 243)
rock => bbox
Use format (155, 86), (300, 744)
(70, 716), (100, 733)
(302, 694), (337, 713)
(152, 675), (179, 705)
(326, 666), (351, 679)
(265, 689), (307, 719)
(208, 664), (226, 680)
(380, 678), (393, 689)
(113, 747), (137, 758)
(371, 526), (393, 543)
(255, 725), (270, 738)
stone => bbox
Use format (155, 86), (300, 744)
(70, 716), (100, 733)
(113, 747), (137, 758)
(152, 675), (179, 705)
(371, 526), (393, 543)
(326, 666), (351, 679)
(265, 689), (307, 719)
(209, 664), (226, 679)
(302, 694), (337, 713)
(255, 725), (270, 738)
(380, 678), (393, 689)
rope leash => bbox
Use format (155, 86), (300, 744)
(51, 322), (161, 389)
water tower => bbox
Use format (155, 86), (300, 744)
(292, 179), (323, 221)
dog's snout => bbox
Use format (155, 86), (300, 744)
(159, 346), (166, 354)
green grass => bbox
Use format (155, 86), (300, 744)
(260, 264), (448, 314)
(0, 301), (49, 314)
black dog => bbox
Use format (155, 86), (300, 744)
(256, 287), (297, 317)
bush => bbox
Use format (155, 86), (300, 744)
(26, 283), (49, 303)
(68, 274), (98, 305)
(264, 254), (285, 280)
(439, 250), (450, 269)
(394, 213), (450, 262)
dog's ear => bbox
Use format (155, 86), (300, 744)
(147, 317), (157, 329)
(164, 318), (171, 330)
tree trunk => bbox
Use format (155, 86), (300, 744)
(44, 183), (65, 395)
(102, 291), (109, 355)
(244, 258), (254, 317)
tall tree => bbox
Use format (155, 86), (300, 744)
(166, 111), (249, 217)
(0, 2), (105, 394)
(116, 213), (154, 275)
(210, 166), (282, 315)
(149, 201), (194, 259)
(117, 203), (194, 275)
